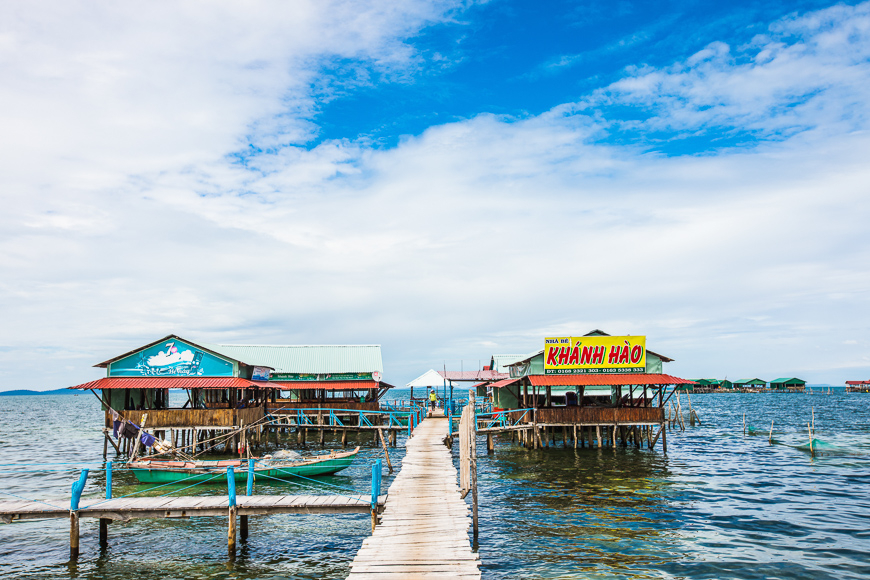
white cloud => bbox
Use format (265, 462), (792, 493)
(1, 1), (869, 389)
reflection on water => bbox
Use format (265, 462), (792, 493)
(1, 392), (869, 579)
(473, 392), (870, 580)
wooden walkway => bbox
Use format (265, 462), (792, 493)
(348, 413), (481, 580)
(0, 494), (380, 523)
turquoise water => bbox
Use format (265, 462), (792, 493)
(1, 391), (869, 579)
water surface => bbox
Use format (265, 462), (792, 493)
(1, 391), (868, 579)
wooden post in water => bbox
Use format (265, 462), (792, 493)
(469, 390), (478, 538)
(808, 422), (814, 457)
(69, 512), (80, 560)
(769, 420), (774, 444)
(487, 433), (494, 454)
(596, 425), (601, 448)
(377, 428), (393, 473)
(743, 413), (746, 437)
(227, 467), (237, 558)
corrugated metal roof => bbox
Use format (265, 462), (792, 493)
(271, 380), (379, 391)
(438, 370), (508, 382)
(69, 377), (272, 390)
(769, 377), (805, 384)
(490, 377), (521, 389)
(202, 343), (383, 374)
(490, 355), (526, 374)
(529, 374), (695, 386)
(503, 350), (544, 367)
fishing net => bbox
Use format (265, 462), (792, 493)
(270, 449), (304, 461)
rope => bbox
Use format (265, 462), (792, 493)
(251, 471), (360, 500)
(0, 490), (66, 510)
(252, 461), (360, 494)
(80, 469), (224, 509)
(159, 472), (225, 497)
(0, 461), (107, 467)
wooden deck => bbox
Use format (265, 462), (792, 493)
(348, 413), (481, 580)
(0, 493), (382, 523)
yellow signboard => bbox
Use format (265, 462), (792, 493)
(544, 336), (646, 374)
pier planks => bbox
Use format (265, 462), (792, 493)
(0, 494), (379, 523)
(347, 414), (481, 580)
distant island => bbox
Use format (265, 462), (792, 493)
(0, 388), (78, 396)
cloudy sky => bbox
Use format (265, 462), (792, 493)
(2, 0), (869, 390)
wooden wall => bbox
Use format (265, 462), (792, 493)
(507, 406), (664, 424)
(109, 405), (265, 428)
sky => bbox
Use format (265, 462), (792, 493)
(1, 0), (869, 390)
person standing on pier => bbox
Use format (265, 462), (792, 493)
(429, 388), (437, 412)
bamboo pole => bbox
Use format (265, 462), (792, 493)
(377, 428), (393, 473)
(808, 422), (814, 457)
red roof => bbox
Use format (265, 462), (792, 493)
(271, 380), (381, 391)
(438, 370), (508, 382)
(490, 377), (521, 388)
(846, 380), (870, 385)
(529, 374), (696, 387)
(69, 377), (274, 390)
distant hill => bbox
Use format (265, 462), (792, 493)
(0, 388), (78, 396)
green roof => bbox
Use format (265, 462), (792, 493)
(490, 354), (528, 373)
(735, 378), (766, 385)
(770, 377), (806, 385)
(202, 343), (383, 374)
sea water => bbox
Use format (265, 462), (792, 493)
(0, 391), (868, 579)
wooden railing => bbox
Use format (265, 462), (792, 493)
(106, 406), (265, 428)
(268, 400), (380, 413)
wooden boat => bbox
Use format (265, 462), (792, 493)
(127, 447), (360, 484)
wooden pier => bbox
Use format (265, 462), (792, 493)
(0, 492), (386, 559)
(0, 493), (379, 523)
(348, 412), (481, 580)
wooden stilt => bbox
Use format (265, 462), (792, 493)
(573, 425), (578, 449)
(341, 429), (348, 448)
(228, 506), (237, 557)
(596, 425), (601, 448)
(240, 515), (248, 541)
(70, 511), (80, 559)
(99, 517), (108, 547)
(487, 433), (494, 453)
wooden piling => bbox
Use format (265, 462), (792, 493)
(228, 506), (237, 557)
(240, 514), (248, 541)
(99, 518), (108, 546)
(596, 425), (601, 448)
(69, 511), (79, 559)
(377, 428), (393, 473)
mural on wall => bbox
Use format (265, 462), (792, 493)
(109, 339), (234, 377)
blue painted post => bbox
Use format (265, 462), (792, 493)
(70, 468), (88, 558)
(101, 462), (111, 546)
(370, 459), (382, 530)
(227, 466), (237, 556)
(407, 413), (412, 437)
(227, 467), (236, 507)
(70, 469), (89, 511)
(246, 459), (255, 496)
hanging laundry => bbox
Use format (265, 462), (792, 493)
(112, 420), (122, 439)
(110, 409), (120, 422)
(140, 432), (156, 448)
(120, 420), (140, 439)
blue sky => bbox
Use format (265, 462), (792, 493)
(1, 0), (869, 389)
(311, 0), (856, 150)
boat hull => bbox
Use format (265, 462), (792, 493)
(128, 453), (357, 484)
